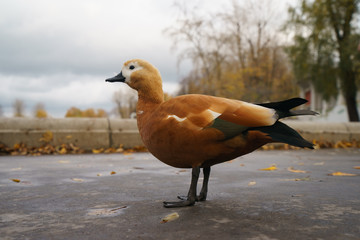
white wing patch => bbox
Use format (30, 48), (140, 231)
(206, 109), (221, 120)
(167, 115), (187, 122)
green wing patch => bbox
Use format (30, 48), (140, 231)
(207, 117), (248, 140)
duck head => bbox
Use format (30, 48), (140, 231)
(106, 59), (164, 103)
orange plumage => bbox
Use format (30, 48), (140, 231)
(106, 59), (316, 208)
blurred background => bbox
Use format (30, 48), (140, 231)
(1, 0), (359, 122)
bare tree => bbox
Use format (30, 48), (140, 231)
(13, 99), (25, 117)
(165, 0), (298, 102)
(112, 88), (137, 118)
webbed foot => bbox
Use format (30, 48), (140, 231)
(163, 198), (196, 208)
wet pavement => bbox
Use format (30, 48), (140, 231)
(1, 149), (360, 240)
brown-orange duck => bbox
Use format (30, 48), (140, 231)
(106, 59), (317, 208)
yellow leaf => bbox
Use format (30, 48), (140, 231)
(328, 172), (357, 176)
(39, 131), (53, 143)
(259, 164), (277, 171)
(59, 147), (67, 154)
(58, 160), (70, 164)
(160, 212), (179, 223)
(92, 148), (104, 154)
(11, 178), (21, 183)
(11, 167), (22, 171)
(71, 178), (84, 182)
(13, 143), (21, 150)
(248, 181), (256, 186)
(287, 167), (308, 173)
(353, 166), (360, 170)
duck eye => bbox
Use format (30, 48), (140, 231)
(129, 65), (135, 70)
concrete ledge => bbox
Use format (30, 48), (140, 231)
(0, 118), (142, 150)
(0, 118), (359, 150)
(283, 121), (360, 143)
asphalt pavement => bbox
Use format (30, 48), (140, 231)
(1, 149), (360, 240)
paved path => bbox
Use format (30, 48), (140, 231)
(1, 149), (360, 240)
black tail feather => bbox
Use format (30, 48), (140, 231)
(257, 98), (318, 119)
(252, 121), (314, 149)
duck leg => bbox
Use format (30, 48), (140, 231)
(177, 166), (211, 202)
(198, 166), (211, 201)
(163, 166), (200, 208)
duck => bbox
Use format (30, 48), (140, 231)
(106, 59), (317, 208)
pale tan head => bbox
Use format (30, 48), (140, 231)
(106, 59), (164, 103)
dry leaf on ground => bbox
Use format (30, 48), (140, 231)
(92, 148), (104, 154)
(39, 131), (53, 143)
(71, 178), (84, 182)
(10, 178), (21, 183)
(259, 164), (277, 171)
(327, 172), (357, 176)
(248, 181), (256, 186)
(353, 166), (360, 169)
(58, 160), (70, 164)
(160, 212), (179, 223)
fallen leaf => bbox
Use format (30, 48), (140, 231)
(58, 147), (67, 154)
(39, 131), (53, 143)
(11, 167), (22, 171)
(328, 172), (357, 176)
(58, 160), (70, 164)
(110, 171), (116, 175)
(92, 148), (104, 154)
(287, 167), (308, 173)
(248, 181), (256, 186)
(11, 178), (21, 183)
(160, 212), (179, 223)
(97, 173), (102, 176)
(259, 164), (277, 171)
(13, 143), (21, 150)
(353, 166), (360, 170)
(71, 178), (84, 182)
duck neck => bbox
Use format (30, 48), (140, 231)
(136, 89), (164, 115)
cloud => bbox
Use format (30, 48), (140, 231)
(0, 0), (186, 117)
(0, 0), (180, 75)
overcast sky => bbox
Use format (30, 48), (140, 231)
(0, 0), (291, 118)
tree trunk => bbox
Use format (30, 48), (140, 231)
(339, 46), (359, 122)
(345, 95), (359, 122)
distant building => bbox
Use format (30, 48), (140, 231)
(299, 82), (360, 122)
